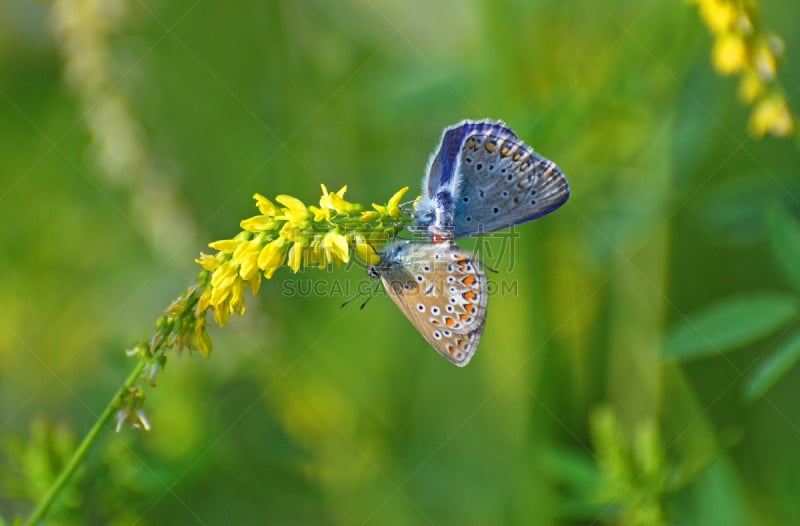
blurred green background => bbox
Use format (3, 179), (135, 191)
(2, 0), (800, 524)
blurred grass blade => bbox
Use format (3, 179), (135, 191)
(769, 204), (800, 294)
(663, 292), (800, 362)
(540, 446), (601, 494)
(744, 328), (800, 401)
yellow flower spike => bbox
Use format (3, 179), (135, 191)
(208, 239), (239, 253)
(240, 215), (278, 232)
(712, 33), (748, 75)
(749, 95), (795, 138)
(258, 237), (289, 278)
(322, 231), (350, 265)
(287, 241), (304, 273)
(254, 193), (281, 216)
(276, 195), (310, 222)
(353, 235), (380, 265)
(195, 184), (411, 331)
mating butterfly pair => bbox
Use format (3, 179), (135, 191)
(369, 120), (570, 366)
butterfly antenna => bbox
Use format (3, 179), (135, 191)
(359, 281), (382, 309)
(341, 292), (365, 308)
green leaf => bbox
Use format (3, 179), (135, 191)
(769, 205), (800, 294)
(663, 292), (800, 362)
(540, 446), (601, 494)
(744, 328), (800, 401)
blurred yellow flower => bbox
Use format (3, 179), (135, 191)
(712, 33), (747, 75)
(752, 41), (777, 81)
(697, 0), (737, 33)
(738, 69), (761, 103)
(749, 95), (795, 138)
(692, 0), (794, 139)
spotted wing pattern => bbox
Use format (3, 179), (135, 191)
(373, 241), (487, 366)
(414, 120), (569, 239)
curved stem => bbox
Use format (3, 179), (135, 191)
(23, 359), (147, 526)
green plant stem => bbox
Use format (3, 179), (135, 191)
(23, 359), (147, 526)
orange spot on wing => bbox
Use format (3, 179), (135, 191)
(445, 317), (455, 327)
(460, 313), (471, 322)
(463, 291), (476, 301)
(462, 275), (475, 286)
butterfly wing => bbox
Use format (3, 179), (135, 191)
(451, 128), (569, 237)
(424, 120), (519, 197)
(377, 242), (487, 366)
(416, 120), (569, 239)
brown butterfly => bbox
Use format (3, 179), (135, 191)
(369, 240), (487, 366)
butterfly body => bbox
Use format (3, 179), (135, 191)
(369, 241), (487, 366)
(414, 119), (570, 239)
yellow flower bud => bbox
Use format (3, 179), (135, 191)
(712, 33), (748, 75)
(287, 241), (304, 273)
(353, 235), (380, 265)
(276, 195), (310, 222)
(737, 69), (761, 103)
(208, 239), (239, 253)
(258, 238), (289, 278)
(322, 231), (350, 265)
(253, 193), (280, 216)
(749, 95), (795, 138)
(240, 215), (278, 232)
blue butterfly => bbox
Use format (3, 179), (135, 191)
(413, 120), (570, 240)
